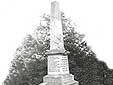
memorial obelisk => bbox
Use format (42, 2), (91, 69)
(40, 1), (79, 85)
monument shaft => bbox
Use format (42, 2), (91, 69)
(50, 1), (65, 51)
(40, 1), (79, 85)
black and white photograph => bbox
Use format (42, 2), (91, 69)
(0, 0), (113, 85)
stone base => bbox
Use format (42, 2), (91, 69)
(39, 74), (79, 85)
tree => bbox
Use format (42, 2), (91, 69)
(4, 13), (113, 85)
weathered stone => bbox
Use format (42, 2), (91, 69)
(40, 74), (78, 85)
(48, 55), (69, 75)
(50, 1), (65, 52)
(39, 1), (79, 85)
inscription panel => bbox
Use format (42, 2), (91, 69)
(48, 55), (69, 75)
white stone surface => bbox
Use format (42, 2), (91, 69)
(43, 74), (79, 85)
(40, 1), (79, 85)
(50, 1), (65, 51)
(48, 55), (69, 75)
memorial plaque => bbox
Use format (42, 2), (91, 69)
(48, 55), (69, 75)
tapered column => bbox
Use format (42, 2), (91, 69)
(50, 1), (65, 52)
(39, 1), (79, 85)
(47, 1), (69, 75)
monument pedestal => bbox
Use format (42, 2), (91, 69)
(39, 52), (79, 85)
(42, 74), (78, 85)
(40, 74), (78, 85)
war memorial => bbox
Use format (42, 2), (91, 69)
(40, 1), (79, 85)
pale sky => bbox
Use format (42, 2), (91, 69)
(0, 0), (113, 84)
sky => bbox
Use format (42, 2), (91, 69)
(0, 0), (113, 84)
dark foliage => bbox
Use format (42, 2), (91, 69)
(4, 13), (113, 85)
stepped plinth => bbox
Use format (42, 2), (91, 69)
(39, 1), (79, 85)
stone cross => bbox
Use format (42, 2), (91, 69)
(50, 1), (65, 53)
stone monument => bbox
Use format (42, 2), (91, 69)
(40, 1), (79, 85)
